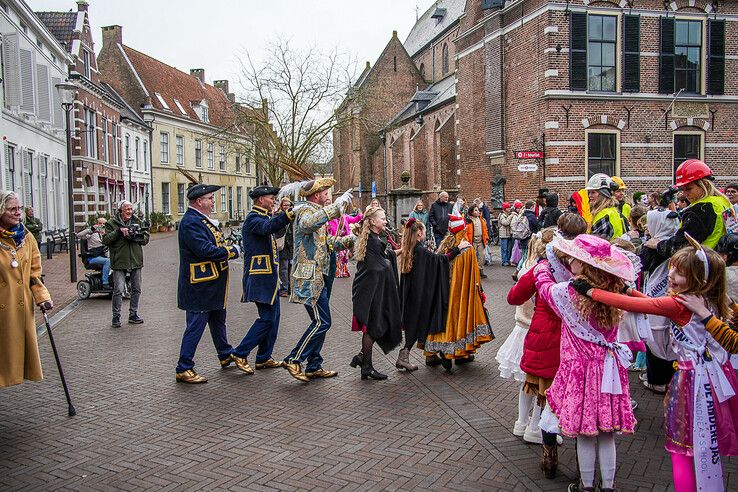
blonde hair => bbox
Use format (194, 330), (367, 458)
(693, 178), (728, 202)
(670, 246), (731, 320)
(590, 194), (619, 220)
(353, 206), (384, 262)
(400, 219), (425, 273)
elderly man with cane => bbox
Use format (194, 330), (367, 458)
(0, 190), (75, 415)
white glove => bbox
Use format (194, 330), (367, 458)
(232, 244), (241, 257)
(334, 188), (354, 210)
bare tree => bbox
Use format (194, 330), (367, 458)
(227, 39), (356, 185)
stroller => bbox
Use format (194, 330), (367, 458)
(77, 238), (129, 299)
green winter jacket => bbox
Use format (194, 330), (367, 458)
(102, 212), (149, 270)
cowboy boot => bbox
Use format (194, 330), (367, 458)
(541, 443), (558, 479)
(395, 348), (418, 371)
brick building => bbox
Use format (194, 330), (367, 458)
(333, 31), (424, 209)
(36, 0), (129, 230)
(455, 0), (738, 206)
(97, 25), (257, 224)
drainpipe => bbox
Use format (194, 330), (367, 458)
(381, 132), (389, 213)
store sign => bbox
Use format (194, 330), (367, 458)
(515, 151), (544, 159)
(518, 163), (539, 172)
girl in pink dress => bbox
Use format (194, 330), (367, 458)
(534, 234), (636, 492)
(574, 236), (738, 492)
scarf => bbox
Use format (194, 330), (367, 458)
(0, 223), (26, 246)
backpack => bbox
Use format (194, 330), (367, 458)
(511, 212), (531, 240)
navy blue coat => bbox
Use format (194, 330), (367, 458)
(177, 208), (239, 312)
(241, 206), (293, 305)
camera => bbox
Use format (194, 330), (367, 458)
(127, 223), (147, 244)
(661, 185), (680, 207)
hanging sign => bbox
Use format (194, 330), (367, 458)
(515, 151), (544, 159)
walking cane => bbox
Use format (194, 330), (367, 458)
(41, 309), (77, 417)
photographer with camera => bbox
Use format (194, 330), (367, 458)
(103, 200), (149, 328)
(77, 217), (111, 288)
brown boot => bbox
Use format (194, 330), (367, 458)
(396, 348), (418, 371)
(541, 443), (558, 479)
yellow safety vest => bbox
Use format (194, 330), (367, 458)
(593, 207), (625, 240)
(687, 195), (731, 249)
(620, 202), (631, 219)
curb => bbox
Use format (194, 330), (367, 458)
(36, 299), (81, 337)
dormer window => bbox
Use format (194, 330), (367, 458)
(192, 99), (209, 123)
(173, 99), (187, 115)
(155, 92), (171, 111)
(431, 7), (446, 24)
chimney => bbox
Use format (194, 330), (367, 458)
(76, 0), (88, 12)
(190, 69), (205, 83)
(213, 79), (229, 94)
(261, 98), (269, 119)
(101, 25), (123, 48)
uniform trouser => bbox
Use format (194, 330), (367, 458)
(176, 309), (234, 373)
(112, 268), (141, 318)
(234, 301), (280, 363)
(284, 284), (331, 372)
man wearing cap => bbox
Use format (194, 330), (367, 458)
(277, 177), (354, 382)
(175, 184), (241, 384)
(231, 186), (294, 375)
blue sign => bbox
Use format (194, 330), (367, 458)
(371, 181), (376, 198)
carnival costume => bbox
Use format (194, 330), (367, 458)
(175, 184), (240, 384)
(233, 186), (294, 373)
(277, 178), (354, 382)
(423, 215), (494, 360)
(329, 212), (362, 278)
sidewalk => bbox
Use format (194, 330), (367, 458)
(34, 231), (177, 326)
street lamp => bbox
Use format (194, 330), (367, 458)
(142, 109), (155, 221)
(55, 82), (77, 283)
(126, 157), (133, 201)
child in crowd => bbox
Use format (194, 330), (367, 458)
(573, 236), (738, 492)
(535, 235), (637, 492)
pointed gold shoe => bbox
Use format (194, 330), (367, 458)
(220, 354), (236, 368)
(233, 356), (254, 375)
(176, 370), (208, 384)
(305, 368), (338, 379)
(283, 362), (310, 382)
(255, 359), (284, 369)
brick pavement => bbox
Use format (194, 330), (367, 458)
(2, 234), (736, 491)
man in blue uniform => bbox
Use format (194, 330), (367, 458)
(175, 183), (242, 384)
(232, 186), (294, 375)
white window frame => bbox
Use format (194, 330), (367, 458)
(160, 132), (169, 163)
(195, 139), (202, 168)
(176, 135), (184, 166)
(177, 183), (185, 214)
(219, 145), (226, 171)
(161, 182), (170, 214)
(207, 143), (214, 170)
(220, 187), (226, 213)
(584, 128), (620, 181)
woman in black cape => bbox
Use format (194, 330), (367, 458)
(350, 206), (403, 380)
(397, 218), (469, 370)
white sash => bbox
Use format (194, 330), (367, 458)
(644, 261), (675, 359)
(670, 323), (735, 492)
(552, 283), (632, 394)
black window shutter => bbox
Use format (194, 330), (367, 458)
(708, 19), (725, 95)
(570, 13), (588, 91)
(622, 15), (640, 92)
(659, 17), (675, 94)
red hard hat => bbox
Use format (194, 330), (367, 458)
(675, 159), (713, 187)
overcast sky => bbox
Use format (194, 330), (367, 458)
(30, 0), (425, 90)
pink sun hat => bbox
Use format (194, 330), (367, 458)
(551, 234), (636, 281)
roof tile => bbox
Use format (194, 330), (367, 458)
(35, 11), (77, 53)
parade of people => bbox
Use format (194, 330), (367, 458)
(4, 1), (738, 489)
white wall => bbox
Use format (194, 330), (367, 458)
(1, 1), (74, 236)
(121, 121), (152, 216)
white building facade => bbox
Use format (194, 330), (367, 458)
(1, 0), (74, 237)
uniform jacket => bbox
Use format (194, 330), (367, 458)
(0, 227), (50, 387)
(177, 207), (239, 312)
(102, 212), (149, 270)
(241, 205), (293, 305)
(291, 200), (352, 305)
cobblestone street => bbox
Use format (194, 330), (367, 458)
(1, 234), (735, 491)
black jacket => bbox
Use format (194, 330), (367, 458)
(429, 200), (453, 235)
(523, 209), (540, 234)
(538, 193), (562, 229)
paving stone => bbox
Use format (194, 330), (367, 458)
(1, 233), (735, 490)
